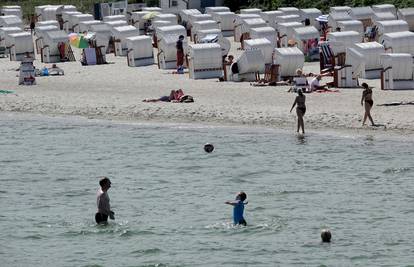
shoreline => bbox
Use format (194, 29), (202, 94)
(2, 110), (414, 142)
(1, 43), (414, 139)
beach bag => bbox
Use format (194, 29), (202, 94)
(180, 95), (194, 103)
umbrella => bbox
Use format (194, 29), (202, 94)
(142, 11), (160, 20)
(68, 33), (89, 48)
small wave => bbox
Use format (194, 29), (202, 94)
(23, 234), (45, 240)
(383, 167), (413, 174)
(130, 248), (162, 255)
(0, 159), (22, 164)
(279, 190), (323, 195)
(134, 264), (169, 267)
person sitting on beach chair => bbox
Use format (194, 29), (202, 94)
(289, 69), (310, 92)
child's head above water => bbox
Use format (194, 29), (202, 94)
(236, 191), (247, 201)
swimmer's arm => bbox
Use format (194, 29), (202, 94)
(225, 201), (237, 206)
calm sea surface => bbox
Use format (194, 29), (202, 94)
(1, 113), (414, 267)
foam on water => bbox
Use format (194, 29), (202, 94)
(1, 113), (414, 266)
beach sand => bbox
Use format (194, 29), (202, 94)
(1, 38), (414, 137)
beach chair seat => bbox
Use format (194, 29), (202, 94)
(0, 46), (6, 58)
(291, 76), (310, 92)
(264, 64), (279, 83)
(319, 43), (345, 75)
(365, 26), (378, 42)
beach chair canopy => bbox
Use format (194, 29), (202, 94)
(381, 31), (414, 55)
(261, 10), (284, 23)
(353, 42), (384, 69)
(244, 38), (274, 64)
(154, 13), (177, 24)
(205, 7), (230, 15)
(156, 25), (186, 40)
(250, 26), (277, 47)
(240, 8), (262, 15)
(327, 31), (362, 54)
(238, 49), (265, 74)
(376, 20), (409, 38)
(372, 12), (396, 23)
(42, 6), (64, 21)
(126, 35), (153, 57)
(103, 15), (127, 22)
(397, 8), (414, 31)
(213, 12), (236, 31)
(330, 6), (351, 13)
(337, 20), (364, 34)
(372, 4), (397, 16)
(179, 9), (201, 25)
(381, 53), (413, 80)
(278, 7), (300, 16)
(273, 47), (305, 77)
(293, 26), (319, 41)
(44, 30), (68, 44)
(0, 15), (23, 28)
(8, 32), (34, 52)
(142, 7), (163, 12)
(350, 7), (374, 20)
(35, 20), (59, 28)
(35, 25), (59, 38)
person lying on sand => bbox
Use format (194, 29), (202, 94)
(143, 89), (194, 103)
(250, 79), (290, 87)
(48, 64), (64, 76)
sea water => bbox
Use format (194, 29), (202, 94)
(1, 113), (414, 267)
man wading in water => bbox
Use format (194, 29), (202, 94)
(95, 177), (115, 224)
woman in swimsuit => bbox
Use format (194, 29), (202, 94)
(290, 89), (306, 134)
(361, 83), (375, 126)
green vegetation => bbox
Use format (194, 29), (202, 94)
(0, 0), (149, 20)
(3, 0), (414, 20)
(224, 0), (414, 12)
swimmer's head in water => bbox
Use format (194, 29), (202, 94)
(321, 229), (332, 242)
(204, 143), (214, 153)
(237, 191), (247, 201)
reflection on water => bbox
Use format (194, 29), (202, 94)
(0, 114), (414, 266)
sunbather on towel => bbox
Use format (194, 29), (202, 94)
(143, 89), (193, 103)
(48, 64), (64, 76)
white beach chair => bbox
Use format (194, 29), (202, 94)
(126, 36), (154, 67)
(188, 43), (223, 79)
(380, 53), (414, 90)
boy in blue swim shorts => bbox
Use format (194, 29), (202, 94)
(225, 192), (248, 226)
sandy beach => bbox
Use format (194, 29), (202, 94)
(1, 37), (414, 136)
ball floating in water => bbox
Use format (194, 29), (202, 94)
(321, 229), (332, 243)
(204, 143), (214, 153)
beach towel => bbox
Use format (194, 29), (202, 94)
(85, 48), (97, 65)
(0, 90), (15, 94)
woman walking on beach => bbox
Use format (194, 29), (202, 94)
(290, 89), (306, 134)
(361, 83), (375, 126)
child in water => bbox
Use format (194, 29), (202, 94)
(225, 192), (248, 226)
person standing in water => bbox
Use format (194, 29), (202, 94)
(361, 82), (375, 126)
(225, 192), (248, 226)
(290, 88), (306, 134)
(95, 177), (115, 224)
